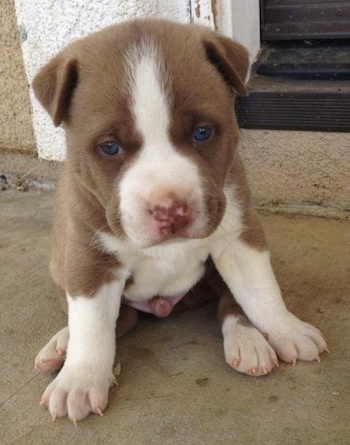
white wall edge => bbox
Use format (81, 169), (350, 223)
(216, 0), (261, 63)
(189, 0), (215, 28)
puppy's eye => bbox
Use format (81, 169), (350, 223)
(193, 126), (213, 142)
(98, 141), (123, 156)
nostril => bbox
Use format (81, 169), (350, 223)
(171, 203), (188, 217)
(152, 206), (170, 221)
(151, 202), (190, 221)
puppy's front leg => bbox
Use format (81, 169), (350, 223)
(211, 230), (328, 366)
(40, 280), (125, 423)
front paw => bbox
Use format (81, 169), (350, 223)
(223, 319), (278, 376)
(40, 362), (116, 423)
(267, 313), (328, 364)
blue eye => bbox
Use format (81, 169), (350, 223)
(193, 126), (213, 142)
(98, 141), (123, 156)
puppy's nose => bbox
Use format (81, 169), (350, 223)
(149, 198), (191, 234)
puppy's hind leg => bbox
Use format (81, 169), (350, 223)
(35, 327), (69, 373)
(35, 306), (138, 374)
(218, 291), (278, 376)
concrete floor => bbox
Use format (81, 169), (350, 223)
(1, 189), (349, 445)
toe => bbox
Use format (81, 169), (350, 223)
(88, 385), (109, 415)
(48, 388), (68, 419)
(67, 391), (91, 423)
(35, 357), (64, 373)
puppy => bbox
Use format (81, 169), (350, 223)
(32, 19), (328, 423)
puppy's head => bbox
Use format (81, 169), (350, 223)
(33, 19), (249, 248)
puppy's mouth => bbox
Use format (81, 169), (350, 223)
(128, 226), (203, 250)
(141, 224), (197, 249)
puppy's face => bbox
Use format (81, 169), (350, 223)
(33, 20), (249, 248)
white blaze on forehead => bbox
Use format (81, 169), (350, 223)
(120, 39), (207, 246)
(126, 39), (171, 150)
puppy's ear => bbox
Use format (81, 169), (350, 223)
(32, 54), (78, 126)
(203, 33), (249, 96)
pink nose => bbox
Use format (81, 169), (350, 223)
(149, 199), (191, 235)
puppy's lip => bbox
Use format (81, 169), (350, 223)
(132, 226), (214, 250)
(134, 234), (190, 250)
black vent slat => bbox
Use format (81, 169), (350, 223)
(236, 90), (350, 132)
(262, 0), (350, 40)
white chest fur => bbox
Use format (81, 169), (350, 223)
(98, 184), (243, 302)
(99, 233), (210, 301)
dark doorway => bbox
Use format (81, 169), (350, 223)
(260, 0), (350, 40)
(258, 1), (350, 80)
(235, 1), (350, 131)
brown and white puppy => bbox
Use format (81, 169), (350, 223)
(33, 19), (328, 423)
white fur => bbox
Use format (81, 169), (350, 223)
(211, 239), (287, 330)
(126, 40), (170, 149)
(40, 278), (127, 422)
(211, 238), (328, 363)
(222, 316), (278, 376)
(99, 232), (208, 301)
(119, 41), (206, 247)
(66, 282), (124, 362)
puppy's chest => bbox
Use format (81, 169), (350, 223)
(125, 243), (210, 301)
(100, 234), (209, 301)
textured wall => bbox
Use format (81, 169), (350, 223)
(0, 0), (36, 152)
(14, 0), (191, 161)
(241, 129), (350, 204)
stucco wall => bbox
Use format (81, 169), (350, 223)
(14, 0), (191, 161)
(0, 0), (36, 153)
(241, 130), (350, 206)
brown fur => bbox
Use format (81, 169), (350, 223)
(33, 19), (256, 330)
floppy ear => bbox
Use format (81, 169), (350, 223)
(202, 33), (249, 96)
(32, 54), (78, 127)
